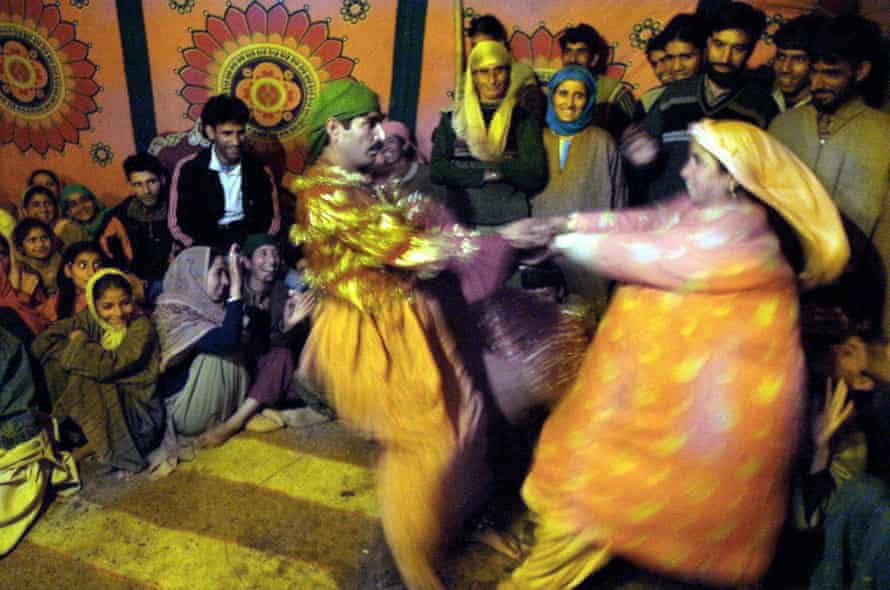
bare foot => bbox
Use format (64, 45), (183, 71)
(196, 422), (240, 448)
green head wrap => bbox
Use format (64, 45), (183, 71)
(241, 233), (278, 258)
(60, 183), (96, 208)
(305, 79), (380, 163)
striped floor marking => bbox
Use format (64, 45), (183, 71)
(25, 497), (341, 589)
(177, 436), (379, 517)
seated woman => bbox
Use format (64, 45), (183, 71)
(32, 269), (165, 474)
(20, 185), (89, 250)
(497, 119), (850, 589)
(1, 326), (79, 556)
(59, 183), (111, 242)
(0, 234), (49, 343)
(533, 65), (629, 311)
(40, 241), (105, 323)
(12, 218), (61, 298)
(154, 245), (299, 451)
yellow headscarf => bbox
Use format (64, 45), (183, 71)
(689, 119), (849, 290)
(453, 40), (524, 162)
(86, 268), (131, 351)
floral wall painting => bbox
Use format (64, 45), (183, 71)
(177, 2), (358, 175)
(0, 0), (100, 156)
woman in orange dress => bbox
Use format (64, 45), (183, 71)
(498, 119), (850, 589)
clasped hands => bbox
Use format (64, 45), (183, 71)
(498, 216), (572, 253)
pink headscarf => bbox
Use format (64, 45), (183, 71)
(381, 120), (428, 164)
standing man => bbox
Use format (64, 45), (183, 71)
(100, 153), (175, 302)
(559, 23), (639, 137)
(770, 15), (890, 336)
(430, 40), (547, 228)
(771, 14), (826, 112)
(629, 2), (778, 203)
(169, 94), (280, 249)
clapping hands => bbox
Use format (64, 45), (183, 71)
(283, 289), (315, 332)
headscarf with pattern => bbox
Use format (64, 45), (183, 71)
(689, 118), (849, 289)
(154, 246), (227, 372)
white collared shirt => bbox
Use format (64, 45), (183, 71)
(209, 147), (245, 225)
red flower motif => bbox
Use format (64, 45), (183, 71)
(0, 1), (100, 155)
(178, 2), (357, 174)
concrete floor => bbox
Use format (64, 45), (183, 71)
(1, 419), (790, 590)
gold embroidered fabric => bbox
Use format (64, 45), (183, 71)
(289, 161), (458, 312)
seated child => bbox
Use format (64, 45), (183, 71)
(32, 269), (165, 473)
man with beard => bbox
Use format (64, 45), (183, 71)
(771, 14), (826, 112)
(770, 15), (890, 338)
(629, 1), (777, 203)
(169, 94), (280, 249)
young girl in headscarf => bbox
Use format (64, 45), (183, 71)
(153, 245), (255, 452)
(12, 218), (62, 297)
(59, 183), (111, 242)
(497, 119), (850, 589)
(32, 269), (165, 474)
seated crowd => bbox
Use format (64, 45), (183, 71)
(2, 4), (889, 588)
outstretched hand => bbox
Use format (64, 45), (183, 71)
(621, 123), (658, 166)
(499, 218), (564, 249)
(283, 289), (315, 332)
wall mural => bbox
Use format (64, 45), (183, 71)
(175, 2), (358, 174)
(0, 0), (100, 156)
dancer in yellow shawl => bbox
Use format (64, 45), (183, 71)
(498, 119), (850, 589)
(291, 80), (536, 590)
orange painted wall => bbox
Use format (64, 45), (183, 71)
(0, 0), (134, 210)
(1, 0), (888, 213)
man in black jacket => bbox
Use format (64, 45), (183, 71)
(101, 153), (175, 302)
(169, 94), (280, 249)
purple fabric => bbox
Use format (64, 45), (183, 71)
(248, 347), (295, 406)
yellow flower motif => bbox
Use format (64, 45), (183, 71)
(680, 318), (699, 337)
(713, 303), (733, 317)
(640, 344), (663, 365)
(754, 297), (780, 328)
(628, 500), (666, 524)
(633, 385), (658, 407)
(687, 479), (718, 504)
(754, 375), (784, 405)
(645, 466), (672, 487)
(672, 356), (707, 383)
(658, 292), (682, 310)
(654, 433), (688, 456)
(736, 457), (763, 480)
(611, 451), (640, 475)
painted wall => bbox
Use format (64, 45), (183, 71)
(1, 0), (888, 213)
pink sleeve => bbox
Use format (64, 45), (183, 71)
(572, 196), (694, 234)
(557, 206), (794, 293)
(168, 154), (195, 248)
(265, 165), (281, 236)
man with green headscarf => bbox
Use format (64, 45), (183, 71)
(289, 79), (505, 590)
